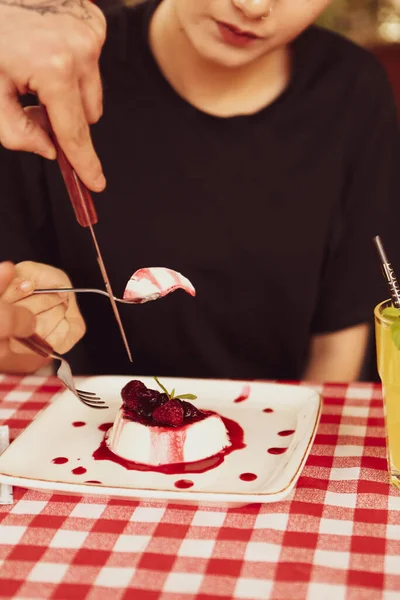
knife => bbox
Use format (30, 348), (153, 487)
(48, 130), (133, 363)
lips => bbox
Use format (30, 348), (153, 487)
(218, 21), (261, 40)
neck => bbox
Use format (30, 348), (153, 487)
(149, 1), (291, 117)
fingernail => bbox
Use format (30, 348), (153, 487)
(93, 173), (106, 190)
(20, 280), (34, 292)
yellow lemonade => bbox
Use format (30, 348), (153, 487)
(374, 300), (400, 488)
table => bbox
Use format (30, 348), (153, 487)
(0, 375), (399, 600)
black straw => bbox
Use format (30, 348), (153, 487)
(373, 235), (400, 309)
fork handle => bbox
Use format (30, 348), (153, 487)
(15, 334), (55, 358)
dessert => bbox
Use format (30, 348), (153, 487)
(123, 267), (195, 303)
(106, 379), (231, 465)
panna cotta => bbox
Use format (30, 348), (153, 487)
(106, 379), (230, 466)
(123, 268), (195, 303)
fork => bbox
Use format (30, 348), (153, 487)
(15, 334), (108, 410)
(34, 287), (135, 304)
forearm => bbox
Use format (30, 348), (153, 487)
(304, 352), (363, 382)
(303, 323), (369, 383)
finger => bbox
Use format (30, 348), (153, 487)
(79, 64), (103, 124)
(0, 339), (9, 360)
(38, 76), (105, 191)
(35, 304), (68, 339)
(0, 73), (56, 160)
(1, 277), (35, 303)
(0, 302), (36, 338)
(0, 262), (16, 295)
(13, 292), (68, 316)
(15, 260), (72, 290)
(47, 318), (72, 353)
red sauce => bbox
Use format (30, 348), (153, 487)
(233, 384), (251, 403)
(72, 466), (87, 475)
(72, 421), (86, 427)
(263, 408), (274, 413)
(52, 457), (68, 464)
(268, 447), (288, 455)
(239, 472), (257, 481)
(98, 422), (113, 432)
(93, 416), (245, 475)
(278, 430), (295, 437)
(174, 479), (194, 489)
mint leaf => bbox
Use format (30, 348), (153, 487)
(382, 306), (400, 319)
(391, 320), (400, 350)
(153, 377), (170, 397)
(153, 377), (197, 401)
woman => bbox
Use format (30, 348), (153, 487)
(0, 0), (398, 380)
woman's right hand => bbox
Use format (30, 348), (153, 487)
(2, 261), (86, 355)
(0, 262), (35, 360)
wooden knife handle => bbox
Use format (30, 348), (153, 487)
(51, 135), (98, 228)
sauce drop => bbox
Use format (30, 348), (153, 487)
(233, 384), (251, 403)
(239, 472), (257, 481)
(278, 429), (295, 437)
(72, 466), (87, 475)
(174, 479), (194, 489)
(98, 422), (113, 432)
(52, 457), (68, 464)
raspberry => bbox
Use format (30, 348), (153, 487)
(179, 400), (205, 423)
(152, 399), (184, 427)
(121, 380), (147, 404)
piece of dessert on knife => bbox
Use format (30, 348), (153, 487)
(106, 379), (231, 466)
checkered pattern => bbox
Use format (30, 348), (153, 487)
(0, 375), (399, 600)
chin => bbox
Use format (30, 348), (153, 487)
(194, 40), (261, 69)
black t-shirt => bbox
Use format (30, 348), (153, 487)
(0, 0), (399, 379)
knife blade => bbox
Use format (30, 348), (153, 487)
(50, 135), (133, 363)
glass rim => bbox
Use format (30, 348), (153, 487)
(374, 298), (396, 325)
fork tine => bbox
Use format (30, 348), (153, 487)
(80, 399), (109, 409)
(78, 396), (105, 406)
(76, 389), (99, 397)
(77, 391), (102, 401)
(77, 392), (108, 406)
(78, 395), (106, 404)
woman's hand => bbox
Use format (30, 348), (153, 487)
(0, 261), (35, 360)
(3, 261), (86, 355)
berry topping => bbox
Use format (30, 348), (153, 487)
(120, 378), (207, 427)
(121, 380), (147, 405)
(179, 400), (206, 422)
(153, 399), (184, 427)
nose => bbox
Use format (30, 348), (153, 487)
(231, 0), (272, 20)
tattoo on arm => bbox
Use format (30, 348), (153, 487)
(0, 0), (92, 19)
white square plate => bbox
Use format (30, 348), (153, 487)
(0, 377), (321, 506)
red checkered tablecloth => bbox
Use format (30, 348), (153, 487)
(0, 375), (399, 600)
